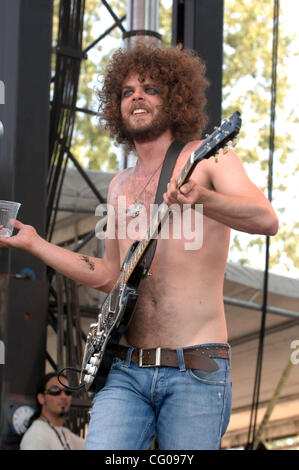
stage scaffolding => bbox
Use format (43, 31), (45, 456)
(1, 0), (296, 450)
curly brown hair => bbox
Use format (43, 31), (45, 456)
(98, 42), (209, 149)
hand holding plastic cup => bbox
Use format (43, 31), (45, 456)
(0, 200), (21, 237)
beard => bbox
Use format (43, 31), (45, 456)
(58, 407), (68, 417)
(121, 108), (170, 143)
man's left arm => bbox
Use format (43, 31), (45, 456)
(164, 148), (279, 236)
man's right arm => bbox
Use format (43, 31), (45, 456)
(0, 174), (128, 292)
(0, 219), (120, 293)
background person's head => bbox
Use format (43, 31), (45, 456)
(36, 373), (72, 425)
(25, 372), (72, 428)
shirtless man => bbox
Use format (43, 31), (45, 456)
(0, 43), (278, 450)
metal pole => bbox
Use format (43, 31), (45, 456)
(119, 0), (161, 171)
(223, 296), (299, 320)
(253, 356), (293, 449)
(124, 0), (161, 49)
(0, 1), (52, 447)
(247, 0), (280, 448)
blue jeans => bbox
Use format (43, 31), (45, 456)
(85, 343), (232, 450)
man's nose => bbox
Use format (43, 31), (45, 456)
(132, 88), (145, 101)
(133, 95), (144, 102)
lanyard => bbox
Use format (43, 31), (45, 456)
(40, 415), (71, 450)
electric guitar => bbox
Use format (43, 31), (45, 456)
(80, 111), (242, 390)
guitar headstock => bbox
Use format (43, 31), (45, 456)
(194, 111), (242, 163)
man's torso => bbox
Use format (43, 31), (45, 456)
(108, 142), (230, 348)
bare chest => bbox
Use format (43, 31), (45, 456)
(112, 156), (211, 258)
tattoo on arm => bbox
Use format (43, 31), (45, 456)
(80, 255), (95, 271)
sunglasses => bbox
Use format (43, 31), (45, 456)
(44, 386), (72, 396)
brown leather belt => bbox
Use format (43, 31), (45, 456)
(114, 344), (229, 372)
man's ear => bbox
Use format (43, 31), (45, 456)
(37, 392), (45, 406)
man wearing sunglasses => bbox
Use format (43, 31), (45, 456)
(20, 373), (85, 450)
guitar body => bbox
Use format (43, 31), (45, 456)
(80, 240), (152, 390)
(79, 111), (242, 391)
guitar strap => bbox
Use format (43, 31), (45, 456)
(155, 141), (185, 205)
(89, 141), (185, 390)
(142, 140), (185, 272)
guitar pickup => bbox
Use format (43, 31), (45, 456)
(108, 296), (116, 314)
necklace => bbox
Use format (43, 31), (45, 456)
(40, 415), (71, 450)
(126, 161), (163, 218)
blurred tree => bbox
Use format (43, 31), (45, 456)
(223, 0), (298, 273)
(70, 0), (122, 172)
(51, 0), (172, 173)
(51, 0), (299, 273)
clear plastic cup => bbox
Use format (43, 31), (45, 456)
(0, 200), (21, 237)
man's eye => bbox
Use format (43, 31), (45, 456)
(145, 87), (160, 95)
(121, 89), (133, 98)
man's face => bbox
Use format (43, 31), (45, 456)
(38, 376), (72, 419)
(120, 73), (169, 142)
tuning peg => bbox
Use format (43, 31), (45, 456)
(214, 152), (219, 163)
(222, 145), (229, 154)
(232, 138), (238, 147)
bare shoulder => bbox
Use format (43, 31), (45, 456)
(107, 167), (134, 204)
(178, 139), (221, 166)
(180, 139), (204, 158)
(109, 167), (132, 189)
(204, 146), (264, 196)
(174, 139), (212, 179)
(174, 140), (203, 167)
(174, 140), (248, 191)
(205, 146), (247, 176)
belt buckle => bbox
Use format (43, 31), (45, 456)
(138, 347), (161, 367)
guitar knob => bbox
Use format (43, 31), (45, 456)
(84, 374), (94, 384)
(86, 364), (97, 375)
(90, 357), (101, 366)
